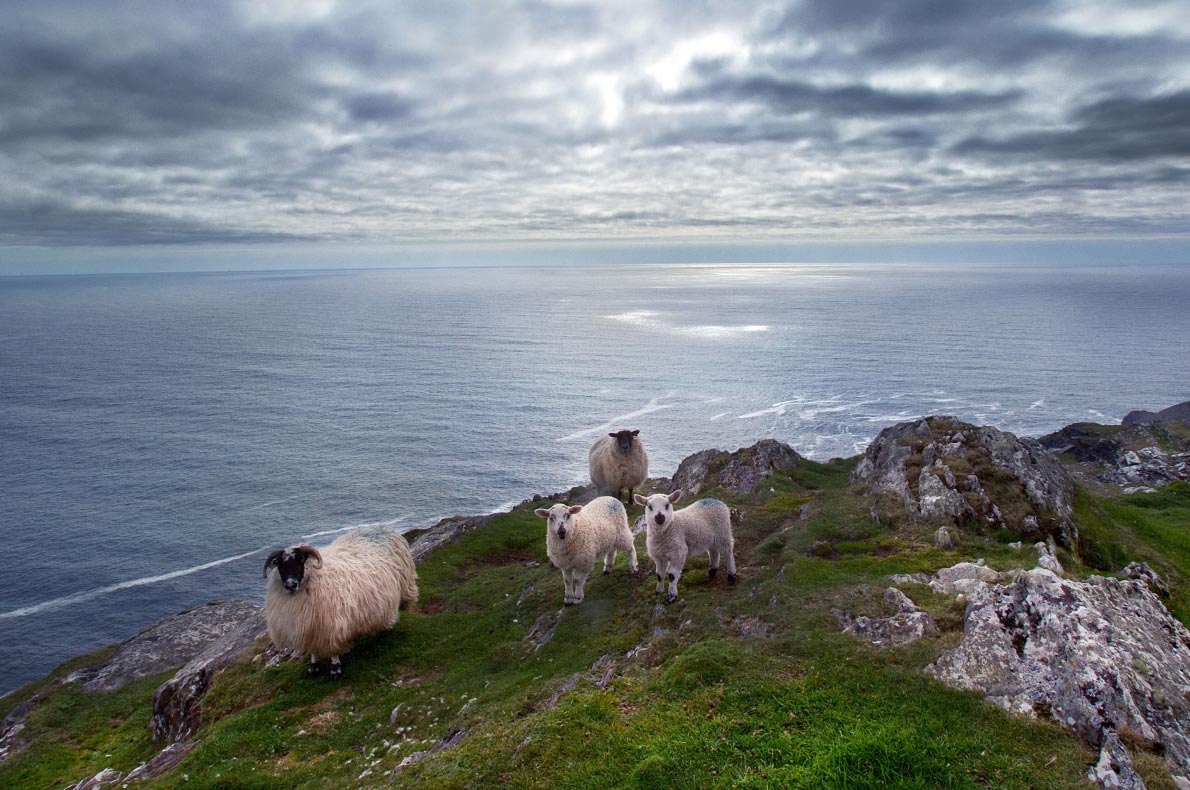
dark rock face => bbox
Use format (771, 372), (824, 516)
(925, 569), (1190, 789)
(1123, 400), (1190, 426)
(64, 601), (265, 693)
(0, 693), (42, 765)
(852, 416), (1076, 546)
(671, 439), (803, 496)
(408, 515), (494, 565)
(150, 606), (266, 742)
(1039, 415), (1190, 488)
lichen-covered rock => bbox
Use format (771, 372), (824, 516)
(1039, 414), (1190, 488)
(1034, 540), (1064, 576)
(150, 605), (266, 742)
(852, 416), (1076, 546)
(1087, 731), (1145, 790)
(837, 587), (938, 649)
(925, 568), (1190, 787)
(66, 767), (123, 790)
(928, 560), (1003, 595)
(64, 601), (265, 693)
(671, 439), (802, 496)
(1121, 561), (1170, 597)
(933, 525), (955, 550)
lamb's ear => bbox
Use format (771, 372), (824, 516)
(667, 489), (683, 503)
(263, 550), (284, 579)
(297, 545), (323, 569)
(631, 429), (640, 436)
(568, 505), (583, 515)
(633, 494), (647, 506)
(534, 508), (550, 518)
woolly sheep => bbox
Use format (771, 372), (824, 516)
(589, 429), (648, 502)
(634, 490), (736, 603)
(263, 524), (418, 678)
(535, 496), (638, 605)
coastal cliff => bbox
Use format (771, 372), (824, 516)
(2, 406), (1189, 789)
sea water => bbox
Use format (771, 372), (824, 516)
(1, 262), (1187, 694)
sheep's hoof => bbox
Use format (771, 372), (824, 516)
(306, 663), (321, 678)
(728, 574), (738, 584)
(708, 567), (718, 578)
(329, 660), (342, 679)
(665, 593), (678, 605)
(603, 569), (611, 575)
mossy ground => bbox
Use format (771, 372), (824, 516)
(3, 466), (1186, 788)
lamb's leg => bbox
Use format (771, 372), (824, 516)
(626, 537), (639, 574)
(603, 548), (616, 574)
(725, 542), (737, 583)
(329, 656), (342, 679)
(708, 548), (720, 578)
(573, 569), (588, 603)
(664, 562), (681, 604)
(653, 557), (665, 594)
(562, 569), (575, 604)
(307, 654), (321, 677)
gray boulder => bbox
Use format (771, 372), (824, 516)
(64, 601), (265, 693)
(926, 568), (1190, 788)
(671, 439), (802, 496)
(837, 587), (939, 649)
(853, 416), (1076, 546)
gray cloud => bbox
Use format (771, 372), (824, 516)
(0, 0), (1187, 251)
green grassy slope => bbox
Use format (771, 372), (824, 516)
(3, 466), (1187, 788)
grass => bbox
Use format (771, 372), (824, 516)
(1, 461), (1185, 788)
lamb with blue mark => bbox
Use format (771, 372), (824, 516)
(635, 489), (737, 604)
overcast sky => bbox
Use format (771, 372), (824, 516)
(2, 0), (1189, 271)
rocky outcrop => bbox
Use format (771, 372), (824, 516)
(64, 601), (265, 693)
(1039, 414), (1190, 488)
(837, 587), (938, 649)
(925, 568), (1190, 788)
(0, 693), (41, 765)
(671, 439), (803, 496)
(1123, 400), (1190, 427)
(150, 606), (267, 742)
(852, 416), (1076, 546)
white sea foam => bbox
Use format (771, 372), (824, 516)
(709, 411), (730, 421)
(605, 310), (768, 338)
(0, 516), (410, 622)
(558, 395), (676, 441)
(1030, 399), (1046, 410)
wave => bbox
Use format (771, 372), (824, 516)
(558, 395), (676, 442)
(605, 310), (769, 338)
(0, 515), (409, 622)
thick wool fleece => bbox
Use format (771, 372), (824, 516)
(589, 435), (648, 498)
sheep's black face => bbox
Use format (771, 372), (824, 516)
(276, 549), (309, 593)
(610, 429), (638, 453)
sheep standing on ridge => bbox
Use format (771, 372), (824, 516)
(535, 496), (638, 605)
(635, 490), (736, 604)
(263, 524), (418, 678)
(589, 429), (648, 503)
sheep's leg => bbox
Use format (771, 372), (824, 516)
(329, 656), (342, 679)
(653, 557), (665, 594)
(562, 569), (575, 604)
(603, 548), (616, 574)
(626, 539), (639, 574)
(307, 654), (321, 677)
(572, 569), (588, 603)
(725, 542), (738, 584)
(664, 561), (681, 604)
(708, 548), (720, 578)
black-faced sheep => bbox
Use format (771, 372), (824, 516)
(263, 524), (418, 678)
(535, 496), (638, 605)
(589, 429), (648, 503)
(634, 490), (736, 604)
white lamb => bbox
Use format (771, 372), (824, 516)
(535, 496), (638, 604)
(634, 490), (736, 603)
(263, 524), (418, 678)
(589, 429), (648, 502)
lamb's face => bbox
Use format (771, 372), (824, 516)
(609, 429), (639, 453)
(635, 490), (682, 528)
(535, 503), (583, 540)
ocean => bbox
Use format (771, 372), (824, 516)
(1, 261), (1187, 695)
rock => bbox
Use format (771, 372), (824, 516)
(66, 767), (123, 789)
(928, 561), (1002, 595)
(1034, 540), (1064, 576)
(123, 741), (197, 781)
(853, 416), (1076, 546)
(1040, 414), (1190, 489)
(150, 604), (267, 742)
(63, 601), (264, 693)
(523, 610), (560, 652)
(671, 439), (803, 496)
(395, 728), (467, 771)
(1008, 541), (1023, 551)
(933, 526), (955, 550)
(1122, 410), (1158, 427)
(0, 692), (42, 765)
(1121, 561), (1170, 596)
(1087, 731), (1146, 790)
(926, 569), (1190, 787)
(837, 588), (938, 649)
(408, 514), (494, 565)
(727, 616), (774, 639)
(1124, 401), (1190, 426)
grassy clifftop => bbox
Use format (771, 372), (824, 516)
(3, 456), (1188, 788)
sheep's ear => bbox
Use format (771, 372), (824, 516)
(263, 550), (284, 579)
(534, 508), (550, 518)
(297, 545), (323, 569)
(608, 432), (618, 438)
(667, 489), (683, 503)
(631, 429), (639, 436)
(568, 505), (583, 515)
(633, 494), (647, 506)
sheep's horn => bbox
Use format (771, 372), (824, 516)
(263, 550), (284, 578)
(298, 545), (323, 569)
